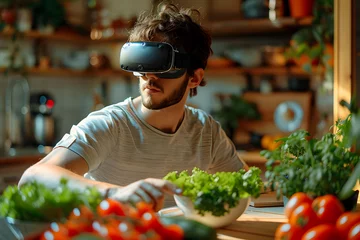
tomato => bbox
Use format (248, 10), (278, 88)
(285, 192), (313, 219)
(65, 218), (93, 236)
(336, 212), (360, 239)
(161, 224), (184, 240)
(289, 203), (320, 231)
(68, 205), (94, 220)
(141, 211), (165, 234)
(301, 224), (340, 240)
(136, 201), (154, 217)
(40, 229), (70, 240)
(348, 222), (360, 240)
(312, 195), (344, 225)
(275, 223), (305, 240)
(97, 198), (127, 217)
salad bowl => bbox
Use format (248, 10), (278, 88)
(174, 195), (250, 228)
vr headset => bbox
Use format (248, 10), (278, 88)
(119, 41), (191, 79)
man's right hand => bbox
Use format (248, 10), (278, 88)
(106, 178), (182, 211)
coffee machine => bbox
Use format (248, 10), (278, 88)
(30, 92), (56, 147)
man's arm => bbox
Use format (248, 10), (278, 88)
(19, 147), (180, 211)
(19, 147), (117, 195)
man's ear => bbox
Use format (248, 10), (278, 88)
(188, 68), (204, 88)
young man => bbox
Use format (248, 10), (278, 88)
(19, 3), (247, 210)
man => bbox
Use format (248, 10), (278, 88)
(19, 3), (247, 210)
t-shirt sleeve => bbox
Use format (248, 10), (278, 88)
(54, 109), (119, 171)
(208, 118), (246, 173)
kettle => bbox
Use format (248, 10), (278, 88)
(30, 92), (56, 146)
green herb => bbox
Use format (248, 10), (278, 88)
(164, 167), (263, 217)
(0, 178), (102, 222)
(261, 100), (360, 199)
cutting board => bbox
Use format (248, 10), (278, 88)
(250, 192), (284, 207)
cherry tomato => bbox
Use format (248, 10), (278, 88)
(68, 205), (94, 221)
(136, 201), (155, 217)
(285, 192), (313, 219)
(65, 218), (93, 236)
(336, 212), (360, 239)
(312, 195), (344, 225)
(301, 224), (340, 240)
(348, 222), (360, 240)
(40, 229), (70, 240)
(289, 203), (320, 231)
(275, 223), (305, 240)
(97, 198), (127, 217)
(161, 224), (184, 240)
(141, 211), (165, 234)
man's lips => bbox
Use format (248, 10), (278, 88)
(144, 86), (161, 92)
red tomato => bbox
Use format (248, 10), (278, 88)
(141, 211), (165, 233)
(289, 203), (320, 231)
(136, 201), (155, 217)
(348, 222), (360, 240)
(301, 224), (340, 240)
(161, 224), (184, 240)
(336, 212), (360, 239)
(40, 230), (70, 240)
(68, 205), (94, 220)
(312, 195), (344, 225)
(275, 223), (305, 240)
(97, 198), (127, 217)
(285, 192), (313, 219)
(65, 218), (93, 237)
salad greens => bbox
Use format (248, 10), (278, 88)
(164, 167), (263, 217)
(0, 178), (102, 222)
(261, 99), (360, 199)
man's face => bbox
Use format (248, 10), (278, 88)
(138, 72), (189, 110)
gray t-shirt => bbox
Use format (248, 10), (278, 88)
(55, 97), (245, 205)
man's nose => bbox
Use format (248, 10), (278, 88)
(143, 73), (159, 80)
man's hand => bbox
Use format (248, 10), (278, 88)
(107, 178), (182, 211)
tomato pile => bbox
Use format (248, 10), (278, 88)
(39, 199), (184, 240)
(276, 193), (360, 240)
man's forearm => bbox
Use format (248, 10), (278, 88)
(19, 164), (119, 197)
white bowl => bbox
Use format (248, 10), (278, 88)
(174, 195), (250, 228)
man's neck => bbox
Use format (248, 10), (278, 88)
(133, 96), (186, 134)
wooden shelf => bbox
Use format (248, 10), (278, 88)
(206, 66), (317, 76)
(0, 67), (133, 78)
(0, 66), (316, 78)
(0, 30), (128, 44)
(206, 17), (313, 37)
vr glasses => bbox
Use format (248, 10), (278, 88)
(119, 41), (190, 79)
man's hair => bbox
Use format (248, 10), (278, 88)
(129, 2), (213, 97)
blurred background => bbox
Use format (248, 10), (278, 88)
(0, 0), (358, 195)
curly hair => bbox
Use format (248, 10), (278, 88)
(128, 2), (213, 97)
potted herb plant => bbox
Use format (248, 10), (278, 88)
(260, 100), (360, 211)
(211, 94), (261, 141)
(285, 0), (334, 80)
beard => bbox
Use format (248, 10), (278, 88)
(140, 77), (189, 110)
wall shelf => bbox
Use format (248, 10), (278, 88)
(206, 66), (318, 76)
(0, 67), (132, 78)
(0, 30), (128, 44)
(206, 17), (313, 37)
(0, 66), (317, 78)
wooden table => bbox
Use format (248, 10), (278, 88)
(160, 201), (360, 240)
(159, 206), (286, 240)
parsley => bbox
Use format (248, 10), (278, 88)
(164, 167), (263, 217)
(261, 99), (360, 199)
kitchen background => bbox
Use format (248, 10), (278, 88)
(0, 0), (335, 189)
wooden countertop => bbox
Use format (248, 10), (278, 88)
(0, 155), (45, 166)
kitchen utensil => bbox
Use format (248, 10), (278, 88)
(224, 48), (263, 67)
